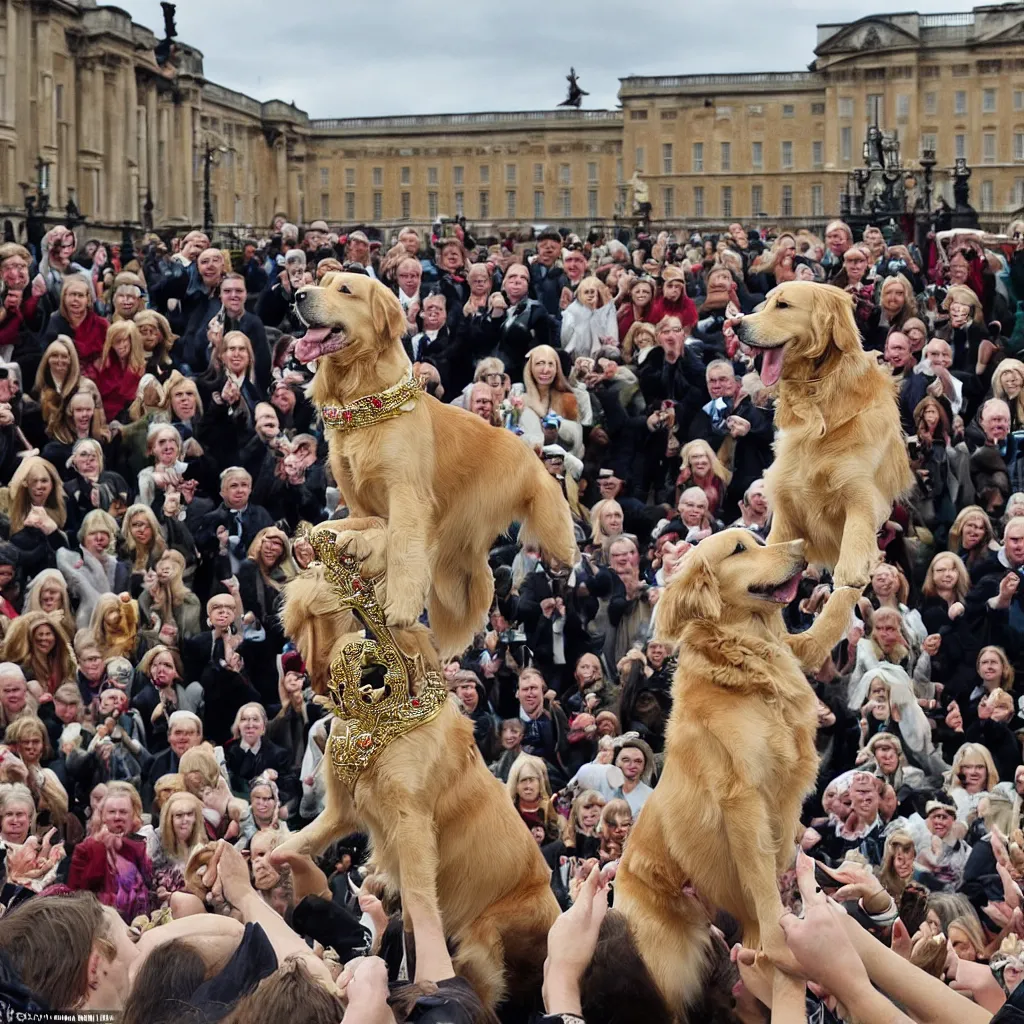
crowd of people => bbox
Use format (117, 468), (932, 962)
(0, 209), (1020, 1022)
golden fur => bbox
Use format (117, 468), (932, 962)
(275, 524), (559, 1008)
(735, 282), (913, 587)
(293, 272), (577, 655)
(615, 529), (862, 1016)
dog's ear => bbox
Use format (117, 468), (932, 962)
(655, 550), (722, 639)
(818, 286), (862, 354)
(319, 271), (338, 290)
(370, 281), (408, 343)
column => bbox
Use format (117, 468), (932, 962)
(276, 138), (287, 218)
(125, 64), (138, 221)
(4, 0), (15, 128)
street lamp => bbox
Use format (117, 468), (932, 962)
(200, 131), (229, 235)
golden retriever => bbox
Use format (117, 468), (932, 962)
(274, 524), (559, 1009)
(734, 282), (912, 588)
(292, 272), (577, 656)
(615, 528), (861, 1016)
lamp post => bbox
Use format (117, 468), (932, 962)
(199, 130), (230, 237)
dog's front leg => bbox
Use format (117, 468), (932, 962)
(394, 810), (446, 971)
(833, 505), (882, 589)
(383, 484), (431, 628)
(785, 585), (862, 672)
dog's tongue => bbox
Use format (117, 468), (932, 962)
(295, 327), (332, 365)
(759, 346), (784, 387)
(772, 573), (801, 604)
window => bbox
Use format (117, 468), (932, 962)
(751, 141), (763, 169)
(455, 191), (464, 216)
(748, 104), (764, 116)
(920, 65), (940, 78)
(1016, 90), (1024, 112)
(373, 192), (382, 219)
(838, 97), (854, 118)
(560, 189), (572, 217)
(635, 147), (645, 172)
(662, 144), (673, 174)
(751, 184), (763, 216)
(781, 141), (793, 170)
(629, 108), (648, 120)
(984, 133), (997, 164)
(811, 184), (823, 217)
(344, 167), (355, 188)
(782, 104), (794, 118)
(426, 167), (437, 186)
(428, 191), (439, 219)
(1015, 133), (1024, 162)
(979, 60), (1003, 75)
(781, 185), (793, 217)
(616, 158), (623, 182)
(693, 186), (704, 217)
(921, 133), (937, 156)
(587, 161), (598, 182)
(660, 109), (677, 120)
(479, 190), (490, 218)
(955, 91), (967, 115)
(320, 194), (330, 218)
(952, 64), (970, 77)
(320, 167), (330, 188)
(721, 185), (732, 218)
(534, 163), (544, 184)
(344, 192), (355, 219)
(692, 142), (704, 172)
(454, 165), (464, 186)
(715, 106), (732, 119)
(505, 164), (516, 185)
(401, 192), (410, 219)
(924, 92), (937, 116)
(401, 166), (411, 185)
(505, 190), (516, 219)
(372, 167), (383, 187)
(55, 83), (63, 121)
(867, 94), (883, 124)
(534, 190), (544, 218)
(588, 189), (598, 218)
(1015, 179), (1024, 207)
(841, 126), (853, 162)
(480, 165), (490, 184)
(559, 163), (571, 185)
(662, 186), (674, 218)
(812, 141), (823, 168)
(983, 88), (997, 113)
(811, 102), (825, 116)
(865, 68), (885, 81)
(981, 180), (994, 212)
(956, 133), (966, 160)
(896, 94), (910, 119)
(720, 141), (731, 171)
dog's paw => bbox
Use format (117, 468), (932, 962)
(832, 561), (872, 590)
(382, 592), (423, 631)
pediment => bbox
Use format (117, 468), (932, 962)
(978, 19), (1024, 44)
(815, 18), (919, 56)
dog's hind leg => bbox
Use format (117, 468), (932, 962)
(452, 916), (508, 1009)
(519, 474), (577, 566)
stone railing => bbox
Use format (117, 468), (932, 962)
(620, 71), (818, 91)
(310, 109), (622, 132)
(203, 84), (262, 119)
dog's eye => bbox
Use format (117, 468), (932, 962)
(339, 284), (351, 295)
(730, 542), (746, 556)
(775, 300), (789, 310)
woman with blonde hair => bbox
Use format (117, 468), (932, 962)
(154, 791), (206, 877)
(4, 715), (68, 821)
(562, 276), (617, 357)
(864, 273), (917, 351)
(133, 308), (176, 383)
(56, 508), (130, 629)
(137, 424), (187, 509)
(676, 438), (731, 516)
(948, 504), (998, 572)
(919, 552), (970, 642)
(120, 503), (168, 579)
(750, 233), (797, 286)
(948, 741), (999, 822)
(588, 499), (624, 551)
(85, 320), (145, 422)
(88, 592), (140, 662)
(23, 569), (75, 640)
(975, 645), (1015, 695)
(7, 456), (67, 576)
(162, 371), (203, 435)
(616, 276), (655, 337)
(61, 438), (130, 534)
(519, 344), (584, 457)
(862, 562), (925, 643)
(32, 336), (80, 437)
(43, 275), (108, 368)
(1, 610), (76, 696)
(621, 320), (657, 364)
(877, 828), (917, 898)
(992, 358), (1024, 431)
(238, 526), (297, 621)
(938, 284), (991, 376)
(506, 753), (558, 842)
(139, 548), (201, 640)
(41, 386), (111, 476)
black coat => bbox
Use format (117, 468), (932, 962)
(224, 736), (299, 807)
(529, 262), (571, 319)
(469, 300), (559, 383)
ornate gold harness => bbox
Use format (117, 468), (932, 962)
(309, 527), (449, 788)
(321, 371), (424, 433)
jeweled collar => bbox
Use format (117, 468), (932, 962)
(321, 370), (424, 433)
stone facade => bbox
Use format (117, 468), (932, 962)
(5, 2), (1024, 240)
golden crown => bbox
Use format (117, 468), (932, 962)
(308, 527), (449, 788)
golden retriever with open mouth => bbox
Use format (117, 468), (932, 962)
(615, 528), (861, 1017)
(292, 272), (578, 656)
(733, 281), (912, 588)
(275, 523), (560, 1010)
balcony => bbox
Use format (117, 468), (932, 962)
(310, 109), (622, 134)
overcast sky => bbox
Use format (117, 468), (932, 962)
(116, 0), (982, 119)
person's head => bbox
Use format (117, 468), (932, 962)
(923, 552), (968, 601)
(868, 732), (903, 775)
(9, 456), (65, 533)
(396, 256), (423, 296)
(219, 955), (346, 1024)
(848, 772), (881, 822)
(572, 790), (607, 836)
(526, 344), (563, 394)
(0, 243), (30, 290)
(437, 239), (465, 274)
(901, 316), (927, 352)
(607, 534), (639, 574)
(499, 718), (524, 751)
(166, 710), (203, 757)
(248, 774), (280, 829)
(166, 373), (201, 422)
(77, 508), (117, 561)
(981, 398), (1012, 444)
(977, 645), (1014, 691)
(37, 337), (79, 395)
(112, 282), (141, 321)
(628, 277), (654, 309)
(220, 467), (251, 510)
(516, 669), (545, 716)
(121, 505), (164, 567)
(948, 915), (987, 962)
(951, 742), (998, 794)
(882, 828), (917, 881)
(101, 781), (142, 836)
(233, 703), (267, 748)
(133, 308), (174, 360)
(181, 230), (210, 260)
(913, 396), (949, 442)
(870, 607), (906, 653)
(59, 276), (90, 322)
(599, 798), (632, 846)
(451, 670), (481, 714)
(159, 791), (204, 855)
(705, 359), (737, 400)
(196, 247), (225, 287)
(825, 220), (853, 256)
(536, 232), (561, 266)
(880, 274), (915, 318)
(507, 752), (548, 807)
(1005, 516), (1024, 568)
(221, 331), (254, 379)
(564, 249), (588, 282)
(52, 683), (82, 725)
(399, 227), (420, 255)
(503, 262), (530, 303)
(139, 644), (182, 690)
(615, 741), (647, 783)
(0, 662), (27, 713)
(951, 505), (993, 554)
(677, 486), (710, 529)
(841, 243), (870, 284)
(863, 224), (885, 255)
(468, 382), (495, 422)
(0, 784), (35, 844)
(207, 593), (235, 634)
(884, 331), (912, 369)
(589, 499), (624, 546)
(247, 828), (286, 892)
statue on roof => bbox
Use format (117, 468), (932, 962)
(559, 68), (588, 109)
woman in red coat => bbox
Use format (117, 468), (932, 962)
(84, 321), (145, 422)
(649, 265), (698, 330)
(43, 275), (108, 369)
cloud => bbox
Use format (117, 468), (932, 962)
(117, 0), (982, 118)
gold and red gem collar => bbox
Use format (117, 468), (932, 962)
(321, 371), (424, 433)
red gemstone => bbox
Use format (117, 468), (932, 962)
(342, 410), (353, 423)
(351, 578), (363, 591)
(410, 698), (421, 707)
(370, 397), (383, 410)
(357, 735), (373, 750)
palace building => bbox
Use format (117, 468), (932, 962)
(5, 1), (1024, 239)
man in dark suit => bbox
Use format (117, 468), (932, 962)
(223, 702), (299, 808)
(140, 709), (204, 811)
(402, 292), (471, 397)
(529, 229), (571, 319)
(193, 466), (274, 578)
